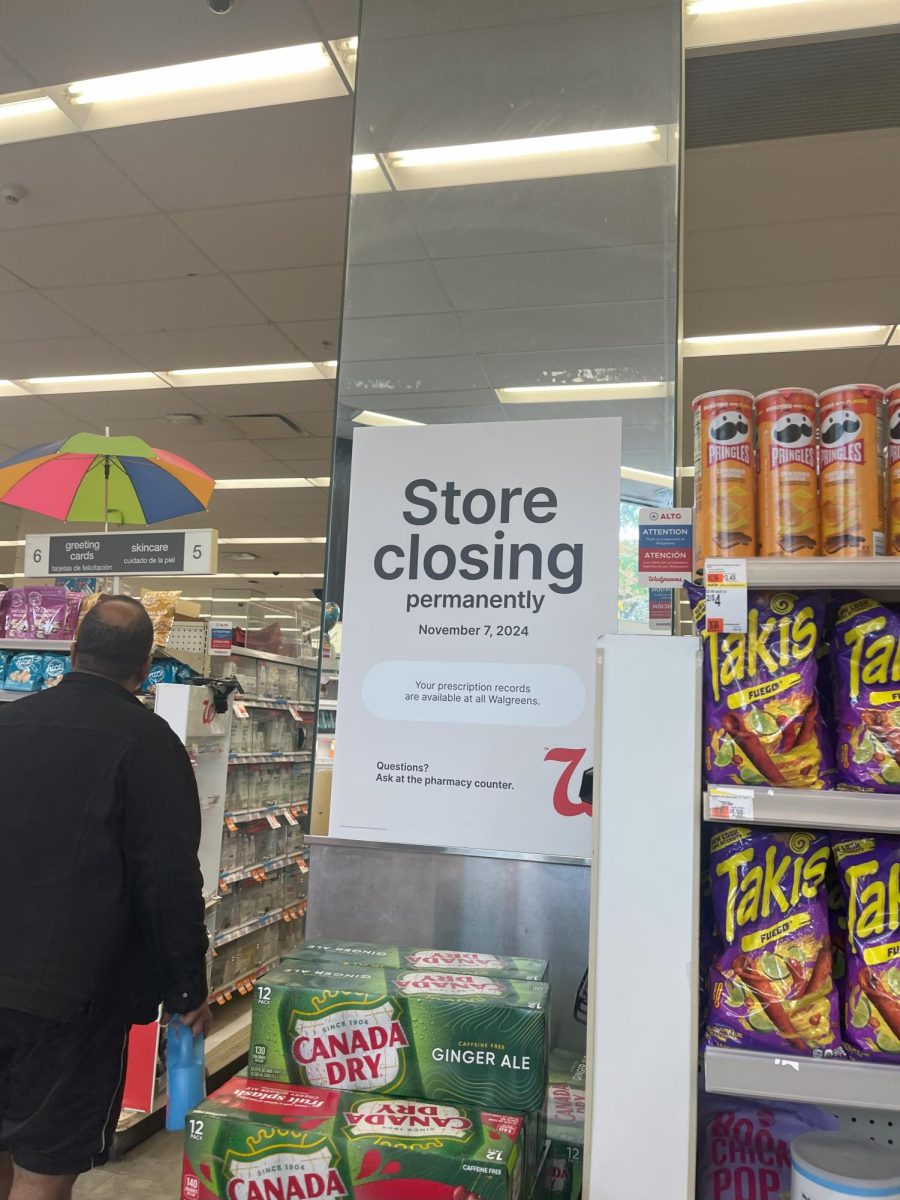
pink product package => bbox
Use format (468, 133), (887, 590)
(698, 1093), (837, 1200)
(28, 587), (68, 640)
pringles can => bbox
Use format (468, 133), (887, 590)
(755, 387), (819, 556)
(693, 390), (755, 574)
(819, 384), (885, 556)
(888, 383), (900, 554)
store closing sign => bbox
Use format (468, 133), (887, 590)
(329, 419), (621, 857)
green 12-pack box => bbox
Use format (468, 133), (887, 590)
(289, 939), (548, 982)
(249, 964), (549, 1115)
(180, 1075), (524, 1200)
(533, 1050), (585, 1200)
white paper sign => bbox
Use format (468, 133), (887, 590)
(708, 786), (755, 822)
(704, 558), (748, 633)
(329, 419), (621, 858)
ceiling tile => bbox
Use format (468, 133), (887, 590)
(278, 319), (340, 359)
(0, 292), (90, 339)
(0, 0), (323, 83)
(233, 264), (343, 323)
(108, 324), (302, 371)
(47, 391), (206, 425)
(0, 419), (100, 448)
(305, 0), (359, 39)
(479, 346), (667, 388)
(0, 216), (218, 289)
(0, 335), (142, 378)
(183, 379), (334, 416)
(339, 355), (490, 396)
(177, 439), (277, 466)
(44, 276), (266, 335)
(0, 137), (155, 229)
(255, 436), (333, 463)
(345, 260), (450, 318)
(0, 397), (80, 427)
(682, 345), (900, 402)
(341, 312), (471, 361)
(460, 300), (665, 355)
(684, 276), (900, 337)
(172, 196), (349, 273)
(94, 100), (353, 211)
(346, 193), (428, 265)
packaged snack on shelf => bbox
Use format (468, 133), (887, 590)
(140, 660), (179, 698)
(75, 590), (105, 632)
(0, 651), (8, 687)
(248, 963), (549, 1115)
(4, 653), (45, 692)
(888, 384), (900, 556)
(832, 595), (900, 791)
(63, 589), (82, 637)
(42, 653), (71, 689)
(140, 588), (181, 646)
(755, 388), (820, 556)
(2, 589), (30, 639)
(289, 938), (548, 981)
(834, 835), (900, 1060)
(181, 1076), (525, 1200)
(819, 383), (885, 557)
(27, 586), (68, 639)
(533, 1049), (585, 1200)
(687, 583), (832, 788)
(697, 1092), (838, 1200)
(693, 390), (756, 574)
(707, 826), (842, 1057)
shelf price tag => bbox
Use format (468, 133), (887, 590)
(224, 816), (238, 832)
(283, 808), (298, 826)
(232, 701), (249, 720)
(704, 559), (748, 634)
(266, 812), (282, 829)
(709, 786), (755, 822)
(288, 704), (305, 723)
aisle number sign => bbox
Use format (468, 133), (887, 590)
(637, 508), (693, 587)
(24, 529), (218, 577)
(704, 558), (748, 633)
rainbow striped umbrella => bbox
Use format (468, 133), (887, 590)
(0, 433), (215, 526)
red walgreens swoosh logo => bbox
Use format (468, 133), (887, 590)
(545, 748), (590, 817)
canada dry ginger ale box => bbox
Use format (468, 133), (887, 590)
(249, 964), (549, 1114)
(289, 939), (548, 982)
(533, 1050), (585, 1200)
(180, 1075), (525, 1200)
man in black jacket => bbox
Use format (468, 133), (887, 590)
(0, 596), (211, 1200)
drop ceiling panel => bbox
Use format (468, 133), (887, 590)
(0, 335), (142, 378)
(278, 319), (341, 359)
(278, 456), (334, 477)
(347, 194), (429, 265)
(306, 0), (360, 39)
(108, 324), (302, 371)
(0, 266), (29, 293)
(233, 264), (343, 323)
(104, 416), (244, 446)
(170, 439), (276, 466)
(0, 419), (100, 447)
(254, 436), (330, 462)
(344, 260), (450, 318)
(189, 379), (335, 417)
(341, 312), (471, 361)
(0, 397), (80, 426)
(432, 244), (666, 311)
(358, 9), (668, 148)
(94, 100), (353, 210)
(0, 0), (324, 84)
(459, 300), (666, 355)
(344, 387), (499, 413)
(0, 137), (155, 229)
(480, 345), (667, 388)
(0, 216), (218, 289)
(402, 170), (669, 260)
(686, 130), (900, 233)
(172, 196), (349, 273)
(682, 345), (900, 400)
(47, 392), (206, 424)
(357, 0), (638, 41)
(45, 276), (265, 334)
(340, 355), (490, 396)
(684, 276), (900, 337)
(0, 292), (90, 340)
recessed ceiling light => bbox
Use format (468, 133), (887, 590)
(22, 372), (169, 394)
(390, 126), (660, 168)
(66, 43), (330, 105)
(687, 0), (813, 12)
(0, 95), (57, 120)
(215, 477), (330, 490)
(497, 382), (666, 404)
(164, 362), (321, 387)
(684, 325), (892, 356)
(353, 410), (424, 427)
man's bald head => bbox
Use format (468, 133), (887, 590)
(73, 596), (154, 688)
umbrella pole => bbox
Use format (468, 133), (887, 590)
(104, 425), (110, 533)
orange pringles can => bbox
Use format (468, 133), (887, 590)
(819, 384), (885, 557)
(693, 389), (756, 573)
(887, 384), (900, 554)
(755, 388), (819, 556)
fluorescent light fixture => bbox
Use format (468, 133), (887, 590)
(684, 324), (892, 357)
(621, 466), (673, 487)
(165, 361), (321, 387)
(218, 537), (326, 545)
(688, 0), (814, 12)
(497, 381), (666, 404)
(315, 360), (338, 380)
(67, 43), (330, 105)
(353, 410), (424, 427)
(0, 96), (57, 120)
(889, 326), (900, 347)
(22, 372), (169, 394)
(390, 126), (660, 169)
(352, 154), (379, 171)
(0, 540), (24, 547)
(0, 381), (31, 398)
(215, 477), (330, 490)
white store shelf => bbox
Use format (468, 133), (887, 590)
(219, 849), (309, 887)
(228, 751), (311, 765)
(227, 646), (318, 670)
(213, 900), (306, 948)
(704, 786), (900, 835)
(745, 557), (900, 591)
(239, 696), (316, 710)
(225, 803), (308, 825)
(705, 1047), (900, 1112)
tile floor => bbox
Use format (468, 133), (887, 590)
(73, 1129), (183, 1199)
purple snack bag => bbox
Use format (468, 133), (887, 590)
(707, 826), (843, 1057)
(833, 834), (900, 1061)
(831, 596), (900, 791)
(4, 588), (30, 639)
(28, 587), (67, 640)
(686, 582), (832, 789)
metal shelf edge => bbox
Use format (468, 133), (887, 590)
(705, 1047), (900, 1112)
(744, 557), (900, 590)
(704, 788), (900, 835)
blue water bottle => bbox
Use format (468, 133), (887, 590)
(165, 1016), (206, 1131)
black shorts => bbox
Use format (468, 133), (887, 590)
(0, 1003), (130, 1176)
